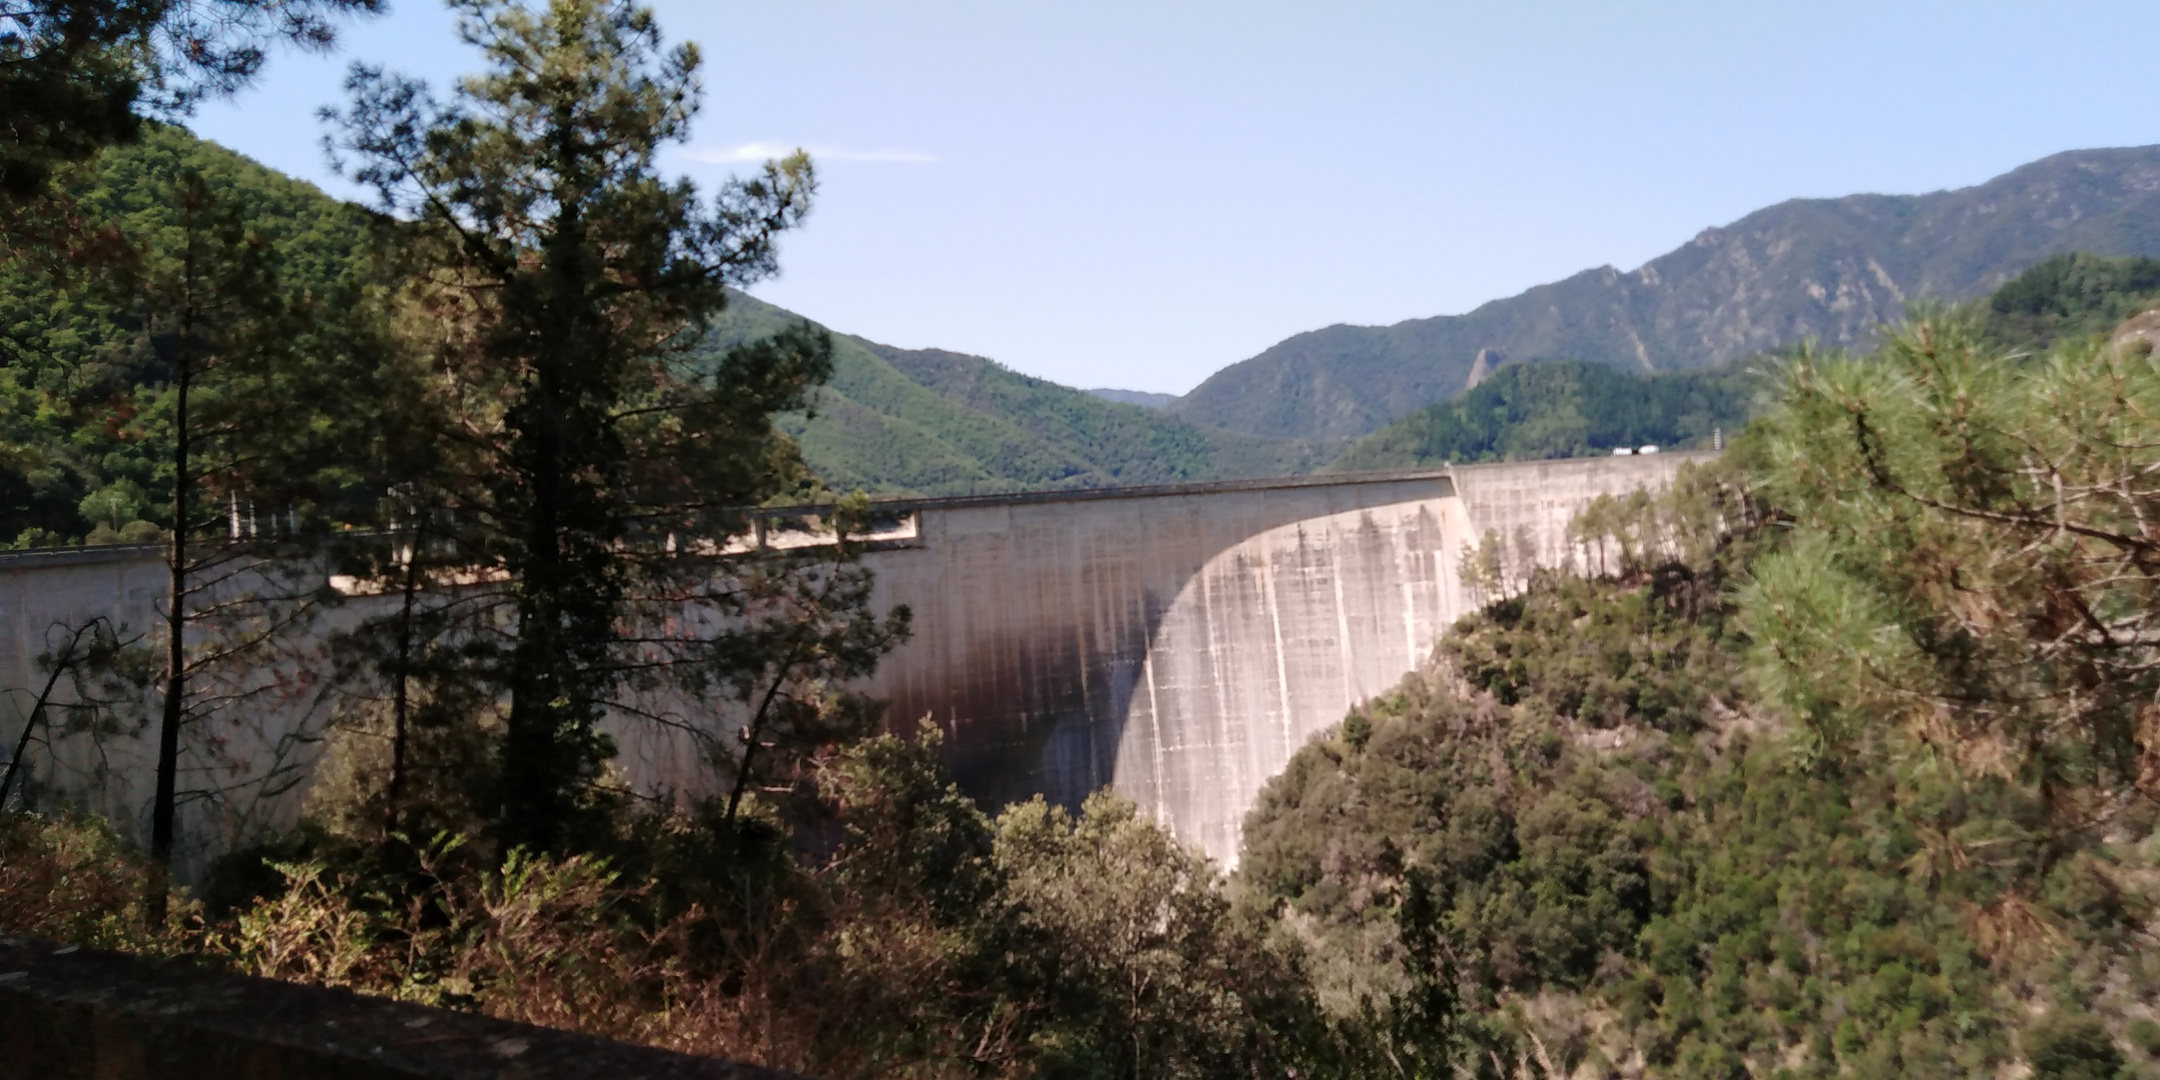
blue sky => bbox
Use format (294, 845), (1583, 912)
(189, 1), (2160, 395)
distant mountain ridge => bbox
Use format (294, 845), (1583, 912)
(1169, 145), (2160, 444)
(1086, 388), (1174, 409)
(706, 293), (1314, 497)
(1324, 252), (2160, 477)
(42, 129), (2160, 516)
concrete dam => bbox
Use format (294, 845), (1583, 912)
(1, 454), (1697, 868)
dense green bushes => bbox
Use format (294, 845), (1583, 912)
(1251, 300), (2160, 1072)
(0, 722), (1378, 1079)
(1243, 547), (2160, 1077)
(1329, 360), (1752, 471)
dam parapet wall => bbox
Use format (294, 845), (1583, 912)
(1, 454), (1706, 870)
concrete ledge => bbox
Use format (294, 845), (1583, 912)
(0, 938), (802, 1080)
(0, 456), (1722, 570)
(0, 541), (166, 570)
(750, 466), (1458, 516)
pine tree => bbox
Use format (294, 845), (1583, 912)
(1, 0), (381, 204)
(1742, 311), (2160, 825)
(133, 167), (388, 923)
(328, 0), (878, 853)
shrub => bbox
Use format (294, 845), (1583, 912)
(0, 811), (176, 951)
(2027, 1012), (2125, 1080)
(2129, 1018), (2160, 1058)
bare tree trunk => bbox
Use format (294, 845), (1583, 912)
(384, 521), (423, 839)
(0, 621), (98, 808)
(724, 645), (802, 823)
(147, 210), (197, 929)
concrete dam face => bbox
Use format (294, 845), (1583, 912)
(845, 454), (1696, 863)
(0, 454), (1697, 869)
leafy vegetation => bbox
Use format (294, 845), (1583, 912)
(1242, 299), (2160, 1076)
(1982, 252), (2160, 350)
(0, 721), (1389, 1079)
(1328, 360), (1751, 470)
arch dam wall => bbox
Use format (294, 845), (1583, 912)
(0, 453), (1701, 871)
(843, 452), (1700, 863)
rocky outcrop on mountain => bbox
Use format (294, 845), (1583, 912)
(1168, 146), (2160, 444)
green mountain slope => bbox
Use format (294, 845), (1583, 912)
(1326, 252), (2160, 474)
(32, 127), (2160, 528)
(1327, 361), (1752, 471)
(1085, 388), (1174, 409)
(707, 293), (1314, 497)
(1172, 145), (2160, 445)
(1, 124), (375, 546)
(1980, 251), (2160, 349)
(0, 126), (1315, 544)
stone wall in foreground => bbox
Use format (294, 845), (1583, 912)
(0, 938), (797, 1079)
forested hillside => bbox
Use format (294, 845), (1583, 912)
(0, 123), (378, 547)
(1241, 295), (2160, 1075)
(1172, 145), (2160, 445)
(1981, 251), (2160, 349)
(1328, 252), (2160, 474)
(709, 293), (1313, 497)
(0, 127), (1313, 547)
(1327, 361), (1750, 471)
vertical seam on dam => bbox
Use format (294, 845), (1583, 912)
(1397, 515), (1421, 665)
(1330, 541), (1356, 706)
(1264, 559), (1293, 762)
(1142, 652), (1167, 822)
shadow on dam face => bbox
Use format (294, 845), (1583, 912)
(848, 454), (1699, 865)
(855, 473), (1459, 820)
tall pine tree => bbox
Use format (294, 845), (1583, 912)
(329, 0), (881, 853)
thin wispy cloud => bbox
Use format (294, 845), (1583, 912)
(686, 142), (938, 165)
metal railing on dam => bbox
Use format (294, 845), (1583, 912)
(0, 454), (1703, 870)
